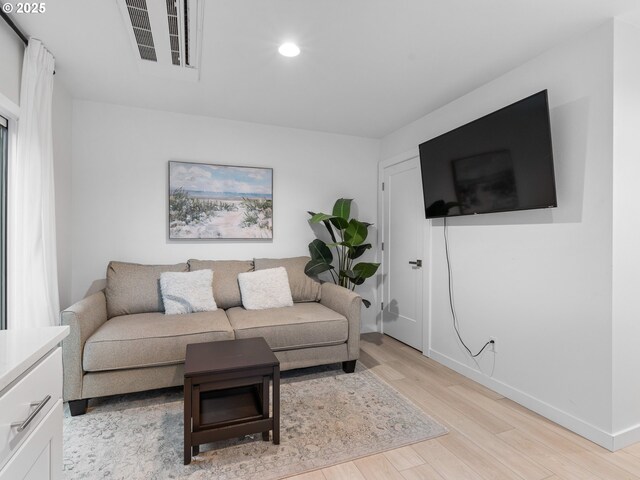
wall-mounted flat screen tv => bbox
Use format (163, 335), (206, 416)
(419, 90), (557, 219)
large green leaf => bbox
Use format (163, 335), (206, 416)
(329, 216), (349, 231)
(309, 212), (335, 224)
(308, 239), (333, 264)
(309, 211), (337, 243)
(344, 270), (367, 285)
(352, 262), (380, 280)
(307, 212), (336, 242)
(347, 243), (372, 259)
(323, 221), (337, 243)
(332, 198), (352, 220)
(344, 219), (368, 246)
(304, 259), (334, 277)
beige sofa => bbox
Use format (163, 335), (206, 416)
(61, 257), (361, 416)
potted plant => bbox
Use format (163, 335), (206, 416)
(304, 198), (380, 307)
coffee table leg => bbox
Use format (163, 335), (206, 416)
(273, 366), (280, 445)
(261, 376), (269, 441)
(184, 378), (192, 465)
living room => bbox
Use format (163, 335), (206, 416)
(2, 1), (640, 479)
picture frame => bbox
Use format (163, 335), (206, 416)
(168, 161), (273, 239)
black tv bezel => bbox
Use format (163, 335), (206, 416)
(419, 90), (557, 220)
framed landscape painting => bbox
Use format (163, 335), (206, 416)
(168, 161), (273, 239)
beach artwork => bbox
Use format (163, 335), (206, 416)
(169, 161), (273, 239)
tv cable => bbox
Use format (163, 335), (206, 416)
(443, 217), (494, 358)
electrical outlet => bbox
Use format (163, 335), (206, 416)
(490, 337), (498, 353)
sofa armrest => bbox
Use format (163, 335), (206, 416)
(320, 283), (361, 360)
(60, 291), (108, 401)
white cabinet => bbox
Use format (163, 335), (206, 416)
(1, 401), (62, 480)
(0, 327), (69, 480)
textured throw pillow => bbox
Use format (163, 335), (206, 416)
(238, 267), (294, 310)
(160, 269), (217, 315)
(254, 256), (321, 303)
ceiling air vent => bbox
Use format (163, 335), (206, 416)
(117, 0), (204, 81)
(166, 0), (180, 65)
(126, 0), (157, 61)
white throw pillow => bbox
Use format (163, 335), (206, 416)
(160, 269), (217, 315)
(238, 267), (294, 310)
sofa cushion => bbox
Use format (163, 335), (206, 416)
(254, 256), (321, 302)
(83, 311), (234, 372)
(238, 267), (294, 310)
(160, 269), (217, 315)
(188, 259), (253, 309)
(226, 303), (347, 351)
(106, 261), (188, 318)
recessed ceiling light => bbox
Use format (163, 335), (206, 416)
(278, 42), (300, 57)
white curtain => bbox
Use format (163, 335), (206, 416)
(8, 39), (60, 328)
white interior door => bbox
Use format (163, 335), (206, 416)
(382, 156), (424, 350)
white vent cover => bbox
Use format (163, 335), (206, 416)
(117, 0), (204, 81)
(125, 0), (157, 61)
(166, 0), (180, 65)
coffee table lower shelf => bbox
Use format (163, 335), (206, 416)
(199, 386), (262, 426)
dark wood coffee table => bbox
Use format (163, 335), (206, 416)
(183, 337), (280, 465)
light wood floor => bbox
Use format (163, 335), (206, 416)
(287, 333), (640, 480)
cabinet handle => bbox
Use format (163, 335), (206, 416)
(11, 395), (51, 432)
(408, 260), (422, 267)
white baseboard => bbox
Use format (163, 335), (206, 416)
(427, 348), (618, 451)
(612, 423), (640, 450)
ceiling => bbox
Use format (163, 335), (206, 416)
(11, 0), (640, 138)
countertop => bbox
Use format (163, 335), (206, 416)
(0, 326), (69, 394)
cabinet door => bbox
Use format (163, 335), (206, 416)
(23, 441), (51, 480)
(0, 400), (62, 480)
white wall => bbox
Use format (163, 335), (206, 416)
(71, 101), (380, 330)
(0, 21), (23, 106)
(611, 20), (640, 447)
(381, 22), (617, 447)
(52, 81), (73, 309)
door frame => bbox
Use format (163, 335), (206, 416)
(378, 148), (431, 354)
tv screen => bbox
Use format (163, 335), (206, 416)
(419, 90), (557, 219)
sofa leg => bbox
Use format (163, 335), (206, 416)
(342, 360), (356, 373)
(69, 399), (88, 416)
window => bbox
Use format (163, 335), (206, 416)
(0, 116), (6, 329)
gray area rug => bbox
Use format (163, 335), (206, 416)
(63, 365), (447, 479)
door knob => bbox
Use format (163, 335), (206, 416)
(408, 260), (422, 267)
